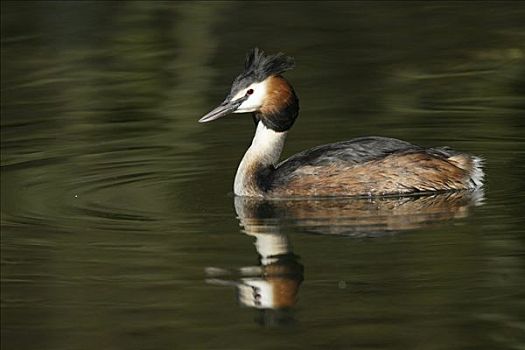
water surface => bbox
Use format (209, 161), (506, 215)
(2, 2), (525, 350)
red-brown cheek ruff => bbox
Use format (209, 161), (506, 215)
(260, 76), (294, 115)
(268, 151), (477, 197)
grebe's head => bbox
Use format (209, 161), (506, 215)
(199, 48), (299, 132)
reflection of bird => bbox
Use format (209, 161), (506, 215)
(199, 48), (484, 198)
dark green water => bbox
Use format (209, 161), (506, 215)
(2, 2), (525, 349)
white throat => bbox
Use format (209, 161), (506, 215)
(234, 122), (287, 196)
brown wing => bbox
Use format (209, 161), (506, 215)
(270, 147), (477, 197)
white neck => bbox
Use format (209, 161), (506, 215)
(234, 122), (287, 196)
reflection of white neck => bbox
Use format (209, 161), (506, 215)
(254, 233), (291, 265)
(234, 122), (287, 196)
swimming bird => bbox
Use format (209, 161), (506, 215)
(199, 48), (484, 198)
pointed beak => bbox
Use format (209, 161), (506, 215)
(198, 95), (248, 123)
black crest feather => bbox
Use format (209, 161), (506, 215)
(231, 48), (295, 93)
(244, 48), (295, 81)
(244, 47), (295, 81)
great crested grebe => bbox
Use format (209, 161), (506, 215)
(199, 48), (484, 198)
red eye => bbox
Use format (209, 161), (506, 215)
(247, 89), (254, 95)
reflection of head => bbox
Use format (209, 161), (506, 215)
(236, 251), (304, 328)
(237, 253), (304, 310)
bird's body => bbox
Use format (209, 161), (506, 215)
(200, 49), (484, 198)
